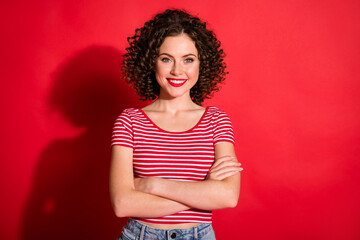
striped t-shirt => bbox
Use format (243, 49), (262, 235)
(111, 106), (235, 224)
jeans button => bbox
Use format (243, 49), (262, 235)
(171, 232), (177, 238)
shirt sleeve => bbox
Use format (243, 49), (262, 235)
(111, 109), (134, 149)
(213, 109), (235, 145)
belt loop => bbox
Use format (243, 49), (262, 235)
(139, 224), (145, 240)
(194, 225), (198, 240)
(166, 230), (170, 240)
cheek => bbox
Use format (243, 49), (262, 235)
(189, 65), (200, 78)
(155, 64), (170, 77)
(154, 68), (170, 86)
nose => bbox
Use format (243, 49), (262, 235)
(170, 61), (183, 75)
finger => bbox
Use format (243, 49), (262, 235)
(207, 165), (243, 180)
(208, 167), (242, 181)
(215, 165), (243, 177)
(209, 162), (240, 174)
(210, 165), (242, 176)
(208, 168), (241, 181)
(212, 155), (236, 168)
(216, 170), (241, 180)
(210, 160), (241, 173)
(212, 156), (237, 170)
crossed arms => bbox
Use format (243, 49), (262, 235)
(109, 142), (242, 218)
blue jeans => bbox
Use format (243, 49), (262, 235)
(118, 219), (216, 240)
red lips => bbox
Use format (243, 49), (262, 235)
(166, 78), (187, 87)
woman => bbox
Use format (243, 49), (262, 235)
(110, 9), (242, 240)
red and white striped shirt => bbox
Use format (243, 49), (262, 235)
(111, 106), (235, 224)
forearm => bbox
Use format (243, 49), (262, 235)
(110, 145), (189, 219)
(144, 174), (240, 211)
(135, 143), (242, 211)
(112, 188), (189, 218)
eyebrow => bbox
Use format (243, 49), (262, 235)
(158, 53), (198, 58)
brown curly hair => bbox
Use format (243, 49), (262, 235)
(122, 9), (228, 105)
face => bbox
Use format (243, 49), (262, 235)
(154, 34), (200, 100)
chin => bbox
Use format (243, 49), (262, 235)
(162, 90), (190, 99)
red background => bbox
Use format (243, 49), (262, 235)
(1, 0), (359, 239)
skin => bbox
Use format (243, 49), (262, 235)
(110, 33), (242, 230)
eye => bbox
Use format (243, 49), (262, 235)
(184, 58), (194, 63)
(160, 57), (171, 63)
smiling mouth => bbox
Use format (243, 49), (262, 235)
(167, 78), (187, 87)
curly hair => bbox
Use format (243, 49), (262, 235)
(122, 9), (228, 105)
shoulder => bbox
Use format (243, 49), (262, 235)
(207, 106), (235, 144)
(121, 107), (140, 114)
(206, 106), (232, 120)
(207, 106), (226, 114)
(114, 108), (144, 124)
(117, 108), (143, 118)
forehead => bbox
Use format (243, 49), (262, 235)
(159, 34), (198, 56)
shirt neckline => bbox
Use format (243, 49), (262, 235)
(138, 106), (209, 134)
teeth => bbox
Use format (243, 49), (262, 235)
(169, 80), (186, 84)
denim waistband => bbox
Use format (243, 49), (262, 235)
(120, 219), (215, 240)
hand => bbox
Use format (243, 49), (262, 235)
(134, 177), (157, 194)
(206, 155), (243, 181)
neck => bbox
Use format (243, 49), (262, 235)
(152, 92), (199, 113)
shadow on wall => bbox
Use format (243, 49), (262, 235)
(21, 46), (143, 240)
